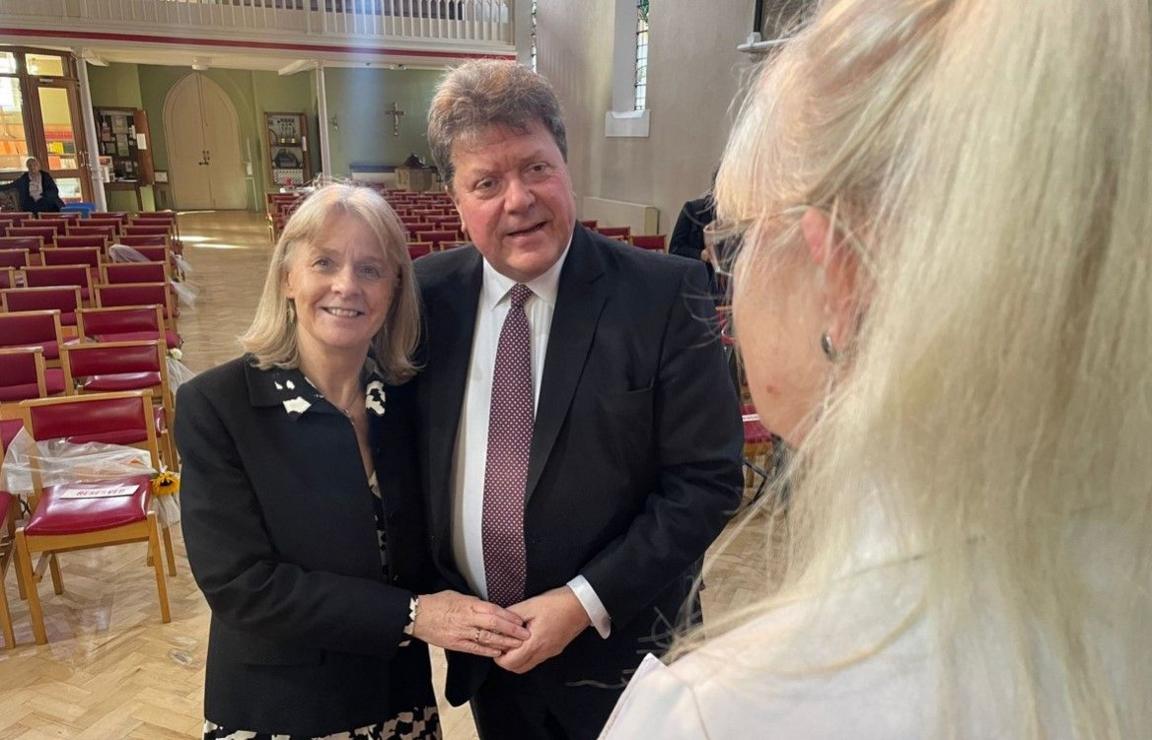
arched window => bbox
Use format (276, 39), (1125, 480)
(634, 0), (648, 111)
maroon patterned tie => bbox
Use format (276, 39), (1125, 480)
(482, 283), (534, 607)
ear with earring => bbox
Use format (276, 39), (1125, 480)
(820, 331), (840, 363)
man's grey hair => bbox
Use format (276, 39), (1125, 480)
(427, 60), (568, 190)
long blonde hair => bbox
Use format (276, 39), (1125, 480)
(240, 183), (420, 382)
(702, 0), (1151, 736)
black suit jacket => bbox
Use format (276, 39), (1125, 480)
(414, 225), (743, 710)
(174, 357), (433, 736)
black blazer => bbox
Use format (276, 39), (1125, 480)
(2, 171), (62, 212)
(174, 357), (433, 737)
(414, 226), (744, 710)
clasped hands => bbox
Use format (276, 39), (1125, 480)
(410, 586), (590, 674)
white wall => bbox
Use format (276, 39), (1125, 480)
(538, 0), (759, 233)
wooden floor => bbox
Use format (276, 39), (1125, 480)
(0, 211), (770, 738)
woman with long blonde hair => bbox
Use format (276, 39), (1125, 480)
(601, 0), (1151, 737)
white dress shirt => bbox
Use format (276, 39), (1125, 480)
(450, 244), (612, 638)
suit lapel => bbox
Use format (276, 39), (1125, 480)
(526, 228), (609, 501)
(424, 251), (483, 562)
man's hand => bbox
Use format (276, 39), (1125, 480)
(494, 586), (591, 674)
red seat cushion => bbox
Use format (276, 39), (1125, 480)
(92, 330), (182, 349)
(45, 368), (65, 395)
(25, 475), (151, 536)
(1, 418), (21, 450)
(60, 311), (76, 326)
(81, 372), (162, 392)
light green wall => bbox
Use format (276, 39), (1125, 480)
(86, 63), (154, 211)
(323, 68), (441, 178)
(84, 63), (443, 210)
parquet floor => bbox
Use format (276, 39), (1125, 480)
(0, 211), (770, 739)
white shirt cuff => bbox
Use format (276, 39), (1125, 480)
(566, 575), (612, 639)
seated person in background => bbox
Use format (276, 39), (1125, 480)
(601, 0), (1150, 737)
(1, 157), (63, 213)
(175, 183), (529, 740)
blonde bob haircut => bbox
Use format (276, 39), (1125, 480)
(240, 183), (420, 383)
(695, 0), (1151, 737)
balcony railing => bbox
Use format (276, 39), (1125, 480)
(0, 0), (513, 46)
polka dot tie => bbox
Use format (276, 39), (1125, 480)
(482, 283), (534, 607)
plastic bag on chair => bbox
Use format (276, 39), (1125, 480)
(166, 356), (197, 394)
(0, 429), (180, 524)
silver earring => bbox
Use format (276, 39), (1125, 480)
(820, 332), (840, 363)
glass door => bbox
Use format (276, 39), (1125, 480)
(32, 81), (91, 204)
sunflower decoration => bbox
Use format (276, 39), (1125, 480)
(151, 471), (181, 497)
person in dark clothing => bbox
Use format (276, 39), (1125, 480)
(1, 157), (64, 213)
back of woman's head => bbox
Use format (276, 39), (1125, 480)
(715, 0), (1151, 736)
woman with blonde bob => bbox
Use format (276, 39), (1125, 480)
(602, 0), (1150, 737)
(175, 183), (530, 739)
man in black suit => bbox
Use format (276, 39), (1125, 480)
(415, 60), (743, 739)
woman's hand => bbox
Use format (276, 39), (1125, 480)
(410, 590), (531, 658)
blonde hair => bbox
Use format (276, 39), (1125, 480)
(240, 183), (420, 382)
(700, 0), (1152, 736)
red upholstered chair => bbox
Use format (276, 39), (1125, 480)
(122, 225), (171, 239)
(93, 282), (177, 331)
(42, 246), (102, 269)
(100, 261), (170, 286)
(114, 238), (171, 257)
(596, 226), (631, 240)
(579, 219), (598, 229)
(83, 216), (124, 235)
(421, 230), (462, 250)
(407, 242), (433, 260)
(55, 235), (109, 251)
(22, 264), (93, 302)
(0, 237), (43, 258)
(67, 224), (117, 241)
(100, 212), (131, 223)
(14, 390), (173, 644)
(0, 267), (14, 290)
(1, 286), (83, 329)
(76, 305), (181, 350)
(0, 310), (65, 365)
(0, 247), (32, 270)
(440, 241), (469, 250)
(630, 234), (667, 252)
(6, 225), (58, 249)
(0, 347), (63, 404)
(130, 212), (179, 238)
(36, 212), (79, 223)
(0, 212), (32, 228)
(61, 340), (176, 468)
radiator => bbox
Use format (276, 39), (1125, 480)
(581, 196), (660, 235)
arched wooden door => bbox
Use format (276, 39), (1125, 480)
(164, 73), (246, 210)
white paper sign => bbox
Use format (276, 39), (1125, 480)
(136, 133), (148, 150)
(57, 484), (139, 500)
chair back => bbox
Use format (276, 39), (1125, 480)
(67, 224), (117, 240)
(36, 212), (79, 222)
(0, 248), (30, 270)
(93, 282), (174, 322)
(76, 305), (165, 341)
(0, 347), (47, 402)
(0, 236), (43, 255)
(6, 226), (57, 248)
(43, 247), (102, 268)
(101, 261), (169, 285)
(0, 310), (63, 357)
(100, 212), (131, 223)
(23, 265), (93, 297)
(122, 225), (171, 238)
(420, 230), (460, 249)
(0, 213), (32, 228)
(630, 234), (666, 251)
(56, 235), (108, 250)
(116, 235), (170, 250)
(19, 391), (160, 491)
(61, 340), (169, 406)
(0, 287), (82, 325)
(0, 267), (14, 290)
(579, 219), (598, 229)
(84, 216), (124, 233)
(407, 242), (433, 260)
(596, 226), (631, 239)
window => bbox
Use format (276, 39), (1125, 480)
(634, 0), (648, 111)
(26, 53), (66, 77)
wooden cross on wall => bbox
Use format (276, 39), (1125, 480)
(385, 102), (405, 137)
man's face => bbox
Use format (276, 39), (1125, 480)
(449, 120), (576, 283)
